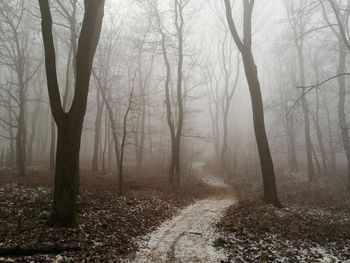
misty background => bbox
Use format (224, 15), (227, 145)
(0, 0), (347, 187)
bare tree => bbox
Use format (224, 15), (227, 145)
(284, 0), (315, 182)
(224, 0), (281, 207)
(38, 0), (105, 227)
(321, 0), (350, 191)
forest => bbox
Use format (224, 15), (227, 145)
(0, 0), (350, 262)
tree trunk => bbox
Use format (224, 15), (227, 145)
(39, 0), (105, 227)
(173, 0), (185, 188)
(337, 41), (350, 192)
(102, 108), (108, 174)
(224, 0), (280, 207)
(16, 95), (26, 176)
(324, 98), (336, 172)
(91, 88), (103, 172)
(27, 100), (41, 166)
(311, 96), (328, 175)
(287, 117), (298, 173)
(50, 115), (56, 171)
(297, 46), (315, 183)
(7, 92), (15, 168)
(49, 119), (81, 227)
(242, 49), (281, 206)
(15, 68), (26, 177)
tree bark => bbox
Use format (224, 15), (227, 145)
(51, 118), (81, 226)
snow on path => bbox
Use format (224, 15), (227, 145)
(130, 197), (234, 263)
(129, 172), (234, 263)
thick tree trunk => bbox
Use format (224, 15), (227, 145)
(39, 0), (105, 227)
(242, 49), (280, 206)
(224, 0), (280, 207)
(49, 120), (82, 227)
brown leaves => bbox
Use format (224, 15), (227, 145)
(0, 171), (210, 262)
(215, 201), (350, 262)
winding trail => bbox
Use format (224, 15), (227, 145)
(130, 171), (235, 263)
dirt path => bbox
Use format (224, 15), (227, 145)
(130, 173), (235, 263)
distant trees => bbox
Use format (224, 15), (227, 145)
(38, 0), (105, 227)
(204, 19), (240, 174)
(224, 0), (281, 207)
(283, 0), (315, 183)
(0, 0), (39, 176)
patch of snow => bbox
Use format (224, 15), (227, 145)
(130, 197), (235, 263)
(199, 175), (229, 188)
(310, 245), (346, 263)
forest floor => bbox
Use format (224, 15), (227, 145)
(3, 168), (350, 263)
(215, 176), (350, 262)
(0, 168), (225, 262)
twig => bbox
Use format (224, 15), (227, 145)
(287, 73), (350, 116)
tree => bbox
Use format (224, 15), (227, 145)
(38, 0), (105, 227)
(91, 86), (103, 172)
(152, 0), (186, 187)
(284, 0), (315, 182)
(224, 0), (281, 207)
(320, 0), (350, 192)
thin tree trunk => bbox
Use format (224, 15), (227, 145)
(102, 108), (108, 174)
(173, 0), (185, 188)
(297, 46), (315, 182)
(27, 100), (41, 166)
(324, 96), (336, 171)
(91, 88), (103, 171)
(7, 92), (15, 168)
(16, 78), (26, 177)
(337, 41), (350, 192)
(156, 7), (176, 185)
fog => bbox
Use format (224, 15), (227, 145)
(0, 0), (349, 185)
(2, 0), (350, 260)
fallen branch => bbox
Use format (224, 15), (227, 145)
(0, 246), (81, 257)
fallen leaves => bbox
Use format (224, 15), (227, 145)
(0, 170), (213, 262)
(215, 201), (350, 262)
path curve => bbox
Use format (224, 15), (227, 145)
(130, 172), (235, 263)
